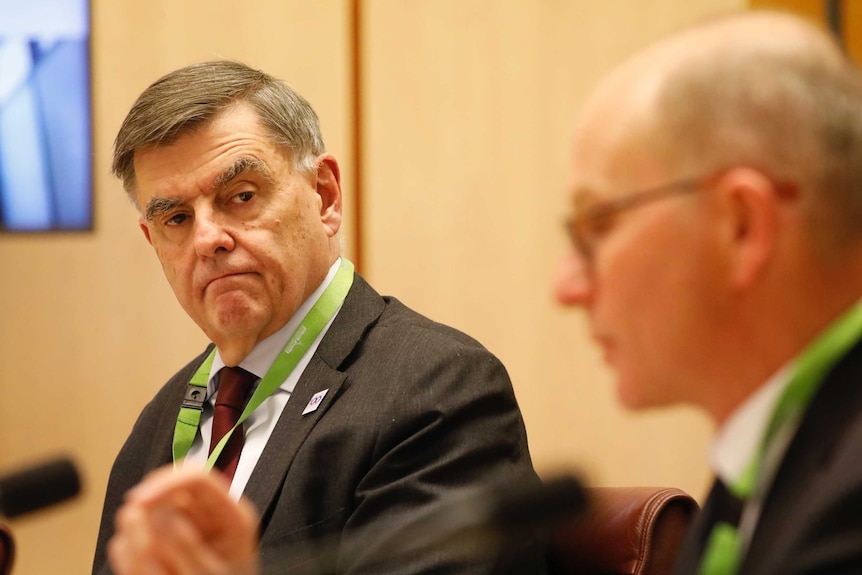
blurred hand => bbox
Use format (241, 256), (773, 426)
(108, 466), (260, 575)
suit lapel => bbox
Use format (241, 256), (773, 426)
(241, 273), (385, 524)
(242, 355), (348, 521)
(741, 340), (862, 575)
(676, 341), (862, 575)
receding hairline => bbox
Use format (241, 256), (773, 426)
(575, 11), (849, 166)
(112, 60), (325, 201)
(118, 101), (310, 195)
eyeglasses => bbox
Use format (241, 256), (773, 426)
(564, 176), (707, 261)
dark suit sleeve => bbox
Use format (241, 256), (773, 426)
(334, 330), (542, 574)
(91, 348), (212, 575)
(779, 471), (862, 575)
(728, 342), (862, 575)
(246, 292), (546, 574)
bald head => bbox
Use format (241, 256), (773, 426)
(559, 11), (862, 421)
(573, 11), (862, 252)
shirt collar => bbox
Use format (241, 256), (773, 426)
(709, 360), (795, 486)
(209, 257), (343, 391)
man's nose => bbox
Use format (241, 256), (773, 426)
(554, 252), (593, 306)
(193, 212), (235, 257)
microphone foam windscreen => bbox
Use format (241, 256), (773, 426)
(0, 457), (81, 518)
(491, 475), (587, 531)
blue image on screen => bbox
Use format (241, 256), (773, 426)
(0, 0), (92, 231)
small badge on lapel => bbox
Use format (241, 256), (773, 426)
(302, 389), (329, 415)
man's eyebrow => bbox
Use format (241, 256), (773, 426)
(143, 157), (275, 222)
(213, 156), (275, 191)
(144, 197), (183, 222)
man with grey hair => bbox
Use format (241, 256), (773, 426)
(94, 60), (542, 575)
(556, 10), (862, 575)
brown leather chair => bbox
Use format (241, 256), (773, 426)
(547, 487), (698, 575)
(0, 523), (14, 575)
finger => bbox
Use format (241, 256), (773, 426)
(113, 498), (227, 575)
(126, 466), (226, 504)
(146, 504), (228, 574)
(109, 508), (171, 575)
(127, 466), (259, 548)
(145, 500), (258, 574)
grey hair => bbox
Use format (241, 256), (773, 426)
(112, 60), (325, 201)
(650, 16), (862, 250)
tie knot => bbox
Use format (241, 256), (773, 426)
(216, 366), (256, 411)
(714, 479), (745, 527)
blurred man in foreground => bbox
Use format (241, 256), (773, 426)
(556, 10), (862, 575)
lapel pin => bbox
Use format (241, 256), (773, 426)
(302, 389), (329, 415)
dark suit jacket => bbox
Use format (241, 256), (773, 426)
(673, 338), (862, 575)
(93, 274), (542, 575)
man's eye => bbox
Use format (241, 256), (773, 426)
(582, 208), (616, 240)
(165, 213), (188, 226)
(231, 191), (255, 204)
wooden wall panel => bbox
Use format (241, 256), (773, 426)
(362, 0), (744, 500)
(749, 0), (822, 19)
(0, 2), (351, 573)
(847, 2), (862, 61)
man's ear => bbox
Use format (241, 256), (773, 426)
(315, 153), (343, 237)
(139, 218), (154, 246)
(715, 168), (779, 290)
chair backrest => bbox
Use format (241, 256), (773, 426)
(547, 486), (698, 575)
(0, 523), (14, 575)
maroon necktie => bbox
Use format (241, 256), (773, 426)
(209, 366), (256, 482)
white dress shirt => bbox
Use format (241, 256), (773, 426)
(710, 363), (794, 488)
(184, 258), (344, 500)
(709, 360), (796, 551)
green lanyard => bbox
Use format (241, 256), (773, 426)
(700, 297), (862, 575)
(171, 258), (355, 469)
(734, 297), (862, 499)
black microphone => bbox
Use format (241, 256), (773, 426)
(0, 457), (82, 518)
(264, 474), (586, 575)
(380, 474), (586, 559)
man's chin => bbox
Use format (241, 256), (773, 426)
(615, 380), (677, 413)
(615, 376), (655, 411)
(202, 299), (268, 340)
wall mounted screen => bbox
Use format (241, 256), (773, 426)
(0, 0), (92, 231)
